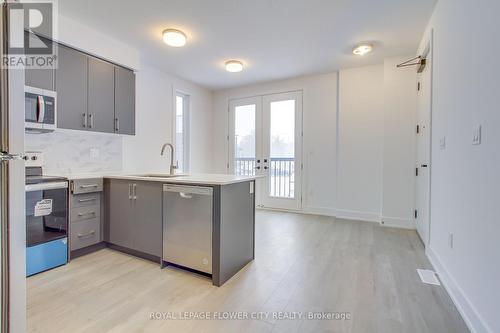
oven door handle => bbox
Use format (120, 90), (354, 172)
(25, 181), (68, 192)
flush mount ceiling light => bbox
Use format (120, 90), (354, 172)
(162, 29), (187, 47)
(225, 60), (244, 73)
(352, 44), (373, 56)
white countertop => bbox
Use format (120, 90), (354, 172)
(59, 172), (259, 185)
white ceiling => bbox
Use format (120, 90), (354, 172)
(59, 0), (437, 90)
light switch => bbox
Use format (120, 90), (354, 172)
(472, 125), (481, 145)
(439, 137), (446, 150)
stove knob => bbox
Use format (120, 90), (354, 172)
(31, 156), (37, 160)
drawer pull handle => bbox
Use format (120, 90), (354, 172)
(80, 184), (99, 188)
(78, 197), (97, 203)
(77, 211), (96, 217)
(77, 230), (95, 238)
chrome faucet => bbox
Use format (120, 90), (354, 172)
(160, 143), (178, 175)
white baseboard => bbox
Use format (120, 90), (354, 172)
(301, 206), (337, 217)
(334, 208), (380, 223)
(302, 206), (380, 223)
(380, 216), (415, 229)
(267, 205), (414, 230)
(426, 247), (492, 333)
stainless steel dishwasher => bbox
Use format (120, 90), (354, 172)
(162, 184), (213, 274)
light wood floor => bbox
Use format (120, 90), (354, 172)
(28, 210), (469, 333)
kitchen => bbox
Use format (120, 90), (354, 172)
(2, 0), (497, 332)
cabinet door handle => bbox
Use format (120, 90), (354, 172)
(77, 230), (95, 238)
(115, 118), (120, 132)
(88, 114), (94, 128)
(82, 113), (87, 128)
(128, 184), (132, 200)
(132, 184), (137, 200)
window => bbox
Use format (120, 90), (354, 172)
(175, 92), (190, 172)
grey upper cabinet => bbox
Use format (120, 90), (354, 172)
(56, 44), (88, 130)
(132, 181), (162, 257)
(25, 33), (55, 90)
(114, 67), (136, 135)
(107, 179), (134, 249)
(88, 57), (115, 133)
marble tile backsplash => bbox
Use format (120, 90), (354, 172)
(25, 129), (123, 175)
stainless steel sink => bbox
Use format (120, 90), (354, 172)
(134, 174), (185, 178)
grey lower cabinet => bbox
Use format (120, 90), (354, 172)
(69, 178), (104, 257)
(87, 57), (115, 133)
(56, 44), (88, 130)
(25, 32), (55, 90)
(105, 179), (162, 258)
(114, 66), (135, 135)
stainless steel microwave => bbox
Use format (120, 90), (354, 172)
(25, 86), (57, 133)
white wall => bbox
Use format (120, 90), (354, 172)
(213, 61), (416, 227)
(419, 1), (500, 332)
(382, 57), (418, 228)
(337, 65), (384, 221)
(122, 62), (213, 174)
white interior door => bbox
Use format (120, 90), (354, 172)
(229, 92), (303, 211)
(416, 45), (432, 246)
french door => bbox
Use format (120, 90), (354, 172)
(229, 91), (302, 210)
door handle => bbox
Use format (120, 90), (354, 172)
(115, 118), (120, 132)
(88, 114), (94, 128)
(421, 164), (428, 168)
(82, 113), (87, 128)
(132, 184), (137, 200)
(128, 184), (132, 200)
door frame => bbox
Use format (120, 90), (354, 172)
(227, 91), (303, 211)
(415, 31), (434, 247)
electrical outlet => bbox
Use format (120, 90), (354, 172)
(90, 148), (100, 159)
(439, 136), (446, 150)
(449, 233), (454, 249)
(472, 125), (482, 145)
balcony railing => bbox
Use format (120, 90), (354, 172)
(234, 157), (295, 198)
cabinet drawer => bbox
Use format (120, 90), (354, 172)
(71, 218), (101, 250)
(72, 178), (103, 194)
(71, 204), (100, 223)
(71, 192), (101, 208)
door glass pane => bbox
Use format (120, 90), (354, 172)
(234, 104), (256, 175)
(175, 95), (184, 171)
(269, 100), (295, 198)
